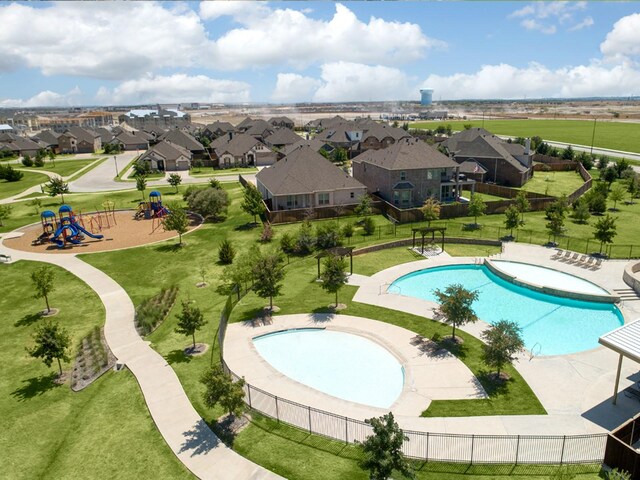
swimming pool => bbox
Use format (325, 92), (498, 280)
(253, 328), (404, 408)
(391, 264), (623, 355)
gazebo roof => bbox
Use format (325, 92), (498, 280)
(599, 319), (640, 364)
(315, 246), (355, 259)
(412, 226), (447, 234)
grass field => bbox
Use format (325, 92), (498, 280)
(518, 170), (585, 197)
(0, 261), (190, 479)
(190, 166), (258, 177)
(19, 158), (102, 179)
(0, 170), (50, 200)
(410, 119), (640, 153)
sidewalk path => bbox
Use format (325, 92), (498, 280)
(0, 242), (280, 480)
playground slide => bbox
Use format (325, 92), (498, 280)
(73, 223), (104, 240)
(51, 225), (80, 248)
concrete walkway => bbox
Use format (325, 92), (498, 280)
(0, 242), (280, 480)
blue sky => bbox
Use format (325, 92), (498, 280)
(0, 1), (639, 107)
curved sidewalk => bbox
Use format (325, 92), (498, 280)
(0, 244), (279, 480)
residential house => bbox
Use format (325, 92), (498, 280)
(263, 128), (301, 149)
(352, 137), (474, 207)
(256, 145), (367, 211)
(279, 138), (328, 158)
(109, 131), (149, 151)
(268, 116), (295, 129)
(305, 115), (346, 132)
(118, 106), (191, 129)
(0, 124), (14, 133)
(0, 133), (42, 157)
(138, 140), (192, 171)
(158, 129), (206, 158)
(212, 132), (276, 167)
(243, 119), (274, 141)
(203, 121), (235, 139)
(442, 128), (533, 187)
(58, 126), (101, 154)
(236, 116), (255, 131)
(314, 121), (363, 153)
(32, 130), (60, 154)
(95, 128), (114, 145)
(358, 123), (411, 152)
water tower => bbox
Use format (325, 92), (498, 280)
(420, 89), (434, 106)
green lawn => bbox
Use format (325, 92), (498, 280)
(0, 260), (191, 479)
(23, 158), (103, 178)
(190, 166), (258, 177)
(518, 170), (586, 197)
(409, 119), (640, 153)
(0, 170), (50, 200)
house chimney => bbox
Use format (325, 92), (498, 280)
(525, 138), (531, 156)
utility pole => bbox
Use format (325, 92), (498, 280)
(590, 117), (597, 155)
(114, 155), (119, 177)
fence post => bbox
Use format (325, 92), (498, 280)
(566, 238), (570, 251)
(630, 245), (633, 260)
(470, 434), (475, 465)
(560, 435), (566, 465)
(275, 396), (279, 423)
(515, 435), (520, 465)
(345, 417), (348, 444)
(425, 432), (429, 462)
(247, 384), (252, 409)
(308, 406), (312, 433)
(586, 239), (590, 254)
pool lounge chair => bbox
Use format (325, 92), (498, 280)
(593, 258), (603, 269)
(560, 251), (572, 262)
(569, 252), (580, 263)
(584, 257), (595, 268)
(551, 249), (563, 259)
(577, 254), (588, 265)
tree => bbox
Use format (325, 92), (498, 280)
(481, 319), (525, 378)
(609, 183), (626, 210)
(357, 412), (414, 480)
(503, 205), (520, 238)
(22, 154), (33, 167)
(222, 247), (260, 294)
(320, 254), (348, 307)
(218, 238), (236, 264)
(561, 145), (575, 161)
(175, 300), (207, 350)
(615, 158), (631, 178)
(433, 284), (479, 339)
(593, 214), (617, 254)
(628, 175), (639, 200)
(167, 173), (182, 192)
(420, 197), (440, 226)
(252, 249), (286, 311)
(333, 147), (348, 163)
(514, 191), (530, 225)
(354, 194), (373, 218)
(31, 265), (56, 313)
(362, 216), (376, 235)
(602, 166), (618, 189)
(135, 174), (147, 201)
(0, 164), (23, 182)
(200, 364), (246, 418)
(545, 195), (568, 220)
(296, 220), (315, 254)
(468, 194), (486, 227)
(48, 150), (55, 162)
(162, 204), (189, 245)
(240, 183), (265, 224)
(571, 198), (591, 224)
(546, 211), (565, 245)
(185, 187), (229, 220)
(191, 158), (204, 171)
(0, 204), (12, 227)
(27, 320), (70, 376)
(209, 178), (222, 190)
(45, 176), (69, 203)
(132, 159), (150, 177)
(315, 222), (343, 250)
(29, 197), (42, 215)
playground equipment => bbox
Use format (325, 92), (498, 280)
(33, 205), (104, 249)
(134, 190), (171, 232)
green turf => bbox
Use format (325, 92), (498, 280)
(352, 247), (424, 276)
(0, 170), (50, 200)
(409, 119), (640, 153)
(517, 170), (586, 197)
(21, 158), (102, 178)
(190, 166), (258, 177)
(0, 260), (191, 479)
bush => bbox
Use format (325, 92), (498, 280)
(218, 239), (236, 264)
(209, 178), (222, 190)
(260, 223), (274, 243)
(0, 164), (24, 182)
(21, 155), (33, 167)
(34, 156), (45, 168)
(186, 187), (229, 220)
(315, 222), (343, 249)
(280, 232), (296, 254)
(588, 194), (607, 214)
(134, 286), (179, 335)
(362, 216), (376, 235)
(296, 220), (315, 254)
(342, 222), (355, 238)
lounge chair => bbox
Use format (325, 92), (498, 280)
(594, 258), (603, 269)
(584, 257), (595, 268)
(560, 251), (572, 262)
(551, 249), (563, 259)
(577, 254), (588, 265)
(569, 252), (580, 263)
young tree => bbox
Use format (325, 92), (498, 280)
(481, 319), (525, 378)
(209, 177), (222, 190)
(45, 176), (69, 203)
(132, 159), (150, 177)
(420, 197), (440, 226)
(561, 145), (575, 161)
(503, 205), (520, 238)
(354, 194), (373, 218)
(514, 191), (530, 225)
(628, 175), (639, 200)
(296, 220), (315, 254)
(362, 216), (376, 235)
(200, 364), (246, 418)
(27, 320), (70, 377)
(0, 164), (24, 182)
(252, 249), (286, 311)
(198, 263), (208, 286)
(571, 198), (591, 224)
(433, 284), (479, 340)
(357, 412), (414, 480)
(185, 187), (229, 220)
(175, 300), (207, 350)
(222, 247), (260, 294)
(593, 214), (617, 254)
(602, 166), (618, 189)
(468, 194), (486, 227)
(31, 265), (56, 313)
(167, 173), (182, 192)
(218, 238), (236, 264)
(615, 158), (631, 178)
(546, 211), (565, 245)
(162, 204), (189, 245)
(135, 174), (147, 201)
(240, 183), (265, 224)
(315, 222), (343, 250)
(0, 204), (12, 227)
(320, 254), (348, 308)
(609, 183), (626, 210)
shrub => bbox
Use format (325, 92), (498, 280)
(362, 216), (375, 235)
(296, 220), (315, 254)
(21, 155), (33, 167)
(209, 178), (222, 190)
(34, 156), (45, 167)
(134, 286), (179, 335)
(279, 232), (296, 254)
(186, 187), (229, 221)
(342, 222), (355, 238)
(260, 223), (274, 243)
(218, 239), (236, 264)
(589, 194), (607, 214)
(315, 222), (343, 249)
(0, 164), (24, 182)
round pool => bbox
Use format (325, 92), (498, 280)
(253, 328), (404, 408)
(391, 264), (623, 356)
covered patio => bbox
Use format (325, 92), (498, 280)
(599, 320), (640, 405)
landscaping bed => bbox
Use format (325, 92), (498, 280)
(71, 326), (116, 391)
(135, 286), (179, 336)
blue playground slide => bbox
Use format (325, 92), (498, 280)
(51, 224), (81, 248)
(74, 223), (104, 240)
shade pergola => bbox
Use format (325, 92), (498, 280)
(316, 246), (354, 278)
(599, 319), (640, 404)
(412, 227), (446, 254)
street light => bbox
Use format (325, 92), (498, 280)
(114, 155), (119, 177)
(590, 117), (597, 155)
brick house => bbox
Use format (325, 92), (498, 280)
(138, 140), (192, 171)
(58, 126), (101, 153)
(211, 132), (277, 167)
(268, 116), (295, 129)
(109, 131), (149, 151)
(358, 123), (411, 152)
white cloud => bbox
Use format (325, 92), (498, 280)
(601, 13), (640, 62)
(95, 74), (251, 105)
(271, 74), (322, 103)
(509, 2), (591, 33)
(209, 3), (444, 70)
(0, 2), (213, 79)
(421, 61), (640, 100)
(199, 1), (270, 22)
(0, 87), (83, 108)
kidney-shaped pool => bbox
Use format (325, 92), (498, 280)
(253, 328), (404, 408)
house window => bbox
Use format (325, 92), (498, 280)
(400, 171), (406, 181)
(393, 191), (400, 205)
(427, 170), (433, 180)
(286, 195), (295, 208)
(401, 190), (411, 206)
(318, 192), (330, 206)
(350, 192), (355, 199)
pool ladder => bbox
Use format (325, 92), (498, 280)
(529, 343), (542, 360)
(380, 283), (401, 295)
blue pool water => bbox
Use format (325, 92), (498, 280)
(391, 265), (623, 355)
(254, 329), (404, 408)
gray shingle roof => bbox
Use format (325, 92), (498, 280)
(33, 130), (60, 146)
(63, 126), (100, 144)
(159, 129), (204, 152)
(205, 121), (234, 134)
(213, 133), (262, 157)
(257, 146), (365, 196)
(264, 127), (301, 147)
(353, 137), (458, 170)
(361, 123), (411, 142)
(139, 140), (191, 162)
(113, 130), (149, 147)
(280, 138), (326, 157)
